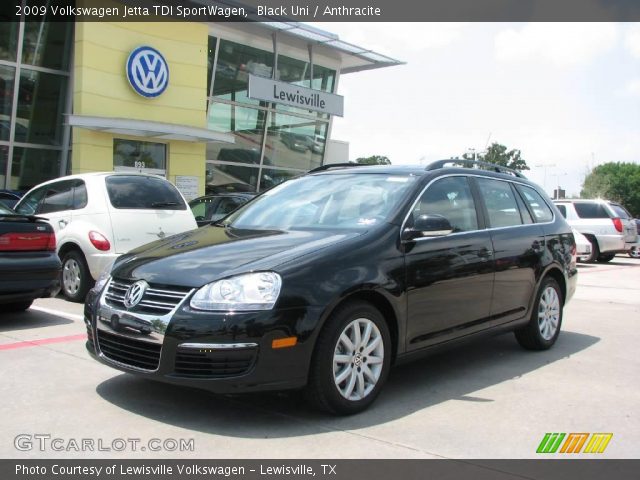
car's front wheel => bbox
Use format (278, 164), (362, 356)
(515, 277), (563, 350)
(628, 246), (640, 259)
(61, 250), (93, 303)
(306, 301), (391, 415)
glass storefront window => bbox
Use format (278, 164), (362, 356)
(0, 22), (19, 61)
(207, 36), (217, 96)
(0, 145), (8, 188)
(212, 39), (273, 106)
(10, 147), (61, 191)
(16, 69), (67, 146)
(264, 111), (327, 171)
(205, 163), (259, 194)
(206, 101), (267, 166)
(259, 167), (299, 192)
(0, 65), (15, 142)
(21, 17), (72, 71)
(113, 139), (167, 175)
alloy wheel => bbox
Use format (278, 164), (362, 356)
(538, 286), (560, 340)
(333, 318), (384, 401)
(62, 258), (81, 295)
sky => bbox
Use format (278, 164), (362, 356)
(314, 23), (640, 198)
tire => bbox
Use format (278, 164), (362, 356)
(582, 236), (599, 263)
(628, 246), (640, 259)
(515, 277), (563, 351)
(306, 301), (391, 415)
(4, 300), (33, 312)
(597, 253), (615, 263)
(60, 250), (93, 303)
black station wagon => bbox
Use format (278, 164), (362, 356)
(85, 161), (577, 414)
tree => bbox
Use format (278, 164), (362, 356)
(355, 155), (391, 165)
(460, 143), (530, 172)
(581, 162), (640, 217)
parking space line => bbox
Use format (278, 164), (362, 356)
(0, 334), (87, 351)
(30, 305), (85, 321)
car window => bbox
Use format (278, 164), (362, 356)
(227, 173), (417, 230)
(15, 187), (46, 215)
(475, 178), (523, 228)
(105, 175), (187, 210)
(555, 204), (567, 218)
(513, 189), (534, 224)
(73, 180), (88, 210)
(211, 197), (245, 221)
(414, 176), (478, 233)
(38, 180), (75, 214)
(516, 185), (554, 223)
(574, 202), (610, 219)
(190, 197), (211, 219)
(609, 204), (630, 219)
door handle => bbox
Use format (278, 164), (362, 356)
(58, 219), (68, 229)
(478, 247), (493, 259)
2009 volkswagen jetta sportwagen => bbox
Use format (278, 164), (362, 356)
(85, 161), (577, 415)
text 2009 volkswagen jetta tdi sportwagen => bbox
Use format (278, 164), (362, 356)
(85, 162), (577, 415)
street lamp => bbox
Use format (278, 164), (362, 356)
(534, 163), (556, 194)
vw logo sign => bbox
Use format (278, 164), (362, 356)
(126, 46), (169, 98)
(123, 280), (149, 309)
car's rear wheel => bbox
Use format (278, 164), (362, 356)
(628, 246), (640, 259)
(515, 277), (563, 350)
(306, 301), (391, 415)
(61, 250), (93, 303)
(597, 253), (615, 263)
(4, 300), (33, 312)
(582, 236), (599, 263)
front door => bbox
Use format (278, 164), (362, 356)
(405, 176), (495, 351)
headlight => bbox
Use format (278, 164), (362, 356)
(93, 259), (116, 293)
(190, 272), (282, 311)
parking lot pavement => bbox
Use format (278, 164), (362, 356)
(1, 257), (638, 459)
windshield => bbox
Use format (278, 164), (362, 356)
(226, 173), (418, 230)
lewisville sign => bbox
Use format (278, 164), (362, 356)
(248, 75), (344, 117)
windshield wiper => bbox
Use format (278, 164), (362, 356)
(150, 201), (180, 208)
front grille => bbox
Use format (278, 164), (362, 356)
(174, 347), (257, 378)
(97, 330), (161, 370)
(105, 279), (191, 315)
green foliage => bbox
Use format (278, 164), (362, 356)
(460, 143), (530, 172)
(581, 162), (640, 217)
(355, 155), (391, 165)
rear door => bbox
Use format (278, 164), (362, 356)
(474, 177), (546, 324)
(104, 175), (197, 253)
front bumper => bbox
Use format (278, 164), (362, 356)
(84, 286), (323, 393)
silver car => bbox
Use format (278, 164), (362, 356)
(554, 199), (638, 263)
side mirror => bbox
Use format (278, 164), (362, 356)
(402, 214), (454, 241)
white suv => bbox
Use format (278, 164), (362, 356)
(14, 173), (197, 301)
(554, 199), (638, 263)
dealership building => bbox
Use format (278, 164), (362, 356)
(0, 14), (401, 198)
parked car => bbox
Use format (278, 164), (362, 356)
(189, 193), (255, 227)
(572, 228), (592, 262)
(14, 173), (197, 302)
(628, 219), (640, 259)
(280, 131), (310, 152)
(85, 161), (577, 415)
(554, 199), (638, 263)
(0, 190), (23, 209)
(0, 203), (61, 311)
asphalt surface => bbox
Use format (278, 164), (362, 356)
(1, 256), (638, 459)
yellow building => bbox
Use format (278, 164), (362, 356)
(1, 17), (401, 198)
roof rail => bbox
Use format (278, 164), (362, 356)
(425, 159), (527, 178)
(308, 163), (364, 174)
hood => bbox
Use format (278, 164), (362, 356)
(111, 225), (364, 288)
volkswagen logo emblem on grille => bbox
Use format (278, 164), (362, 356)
(123, 280), (149, 309)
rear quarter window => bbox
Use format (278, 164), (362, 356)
(555, 204), (567, 218)
(106, 176), (186, 210)
(574, 202), (611, 219)
(609, 204), (630, 219)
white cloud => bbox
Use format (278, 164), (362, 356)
(314, 22), (467, 57)
(624, 25), (640, 58)
(495, 23), (618, 67)
(625, 79), (640, 96)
